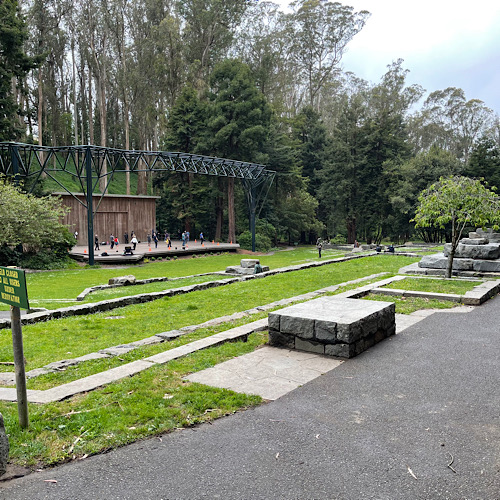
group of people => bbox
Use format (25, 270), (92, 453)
(93, 231), (139, 252)
(91, 229), (207, 252)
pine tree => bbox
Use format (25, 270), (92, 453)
(0, 0), (37, 141)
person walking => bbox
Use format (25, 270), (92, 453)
(95, 235), (100, 251)
(182, 231), (186, 248)
(153, 232), (158, 248)
(131, 234), (138, 251)
(147, 234), (151, 248)
(199, 232), (204, 245)
(110, 234), (114, 250)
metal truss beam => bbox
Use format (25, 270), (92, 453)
(0, 143), (276, 262)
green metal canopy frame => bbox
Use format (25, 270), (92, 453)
(0, 142), (275, 264)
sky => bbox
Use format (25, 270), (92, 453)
(275, 0), (500, 115)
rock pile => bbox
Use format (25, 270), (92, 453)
(418, 228), (500, 274)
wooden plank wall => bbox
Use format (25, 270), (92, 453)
(55, 194), (158, 245)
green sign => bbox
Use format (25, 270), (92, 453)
(0, 266), (29, 309)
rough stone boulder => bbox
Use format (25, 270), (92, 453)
(460, 237), (489, 245)
(0, 413), (8, 476)
(443, 243), (500, 260)
(418, 255), (474, 270)
(226, 259), (269, 275)
(108, 275), (136, 285)
(475, 228), (500, 243)
(240, 259), (260, 268)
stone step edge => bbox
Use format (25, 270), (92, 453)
(0, 272), (389, 385)
(0, 319), (269, 404)
(0, 252), (382, 330)
(76, 272), (228, 301)
(364, 279), (500, 305)
(0, 273), (390, 398)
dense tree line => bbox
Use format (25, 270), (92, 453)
(1, 0), (499, 248)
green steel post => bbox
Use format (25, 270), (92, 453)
(10, 144), (19, 185)
(85, 147), (95, 265)
(250, 185), (256, 252)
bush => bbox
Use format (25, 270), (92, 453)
(0, 244), (21, 267)
(20, 251), (75, 270)
(237, 230), (272, 253)
(329, 234), (347, 245)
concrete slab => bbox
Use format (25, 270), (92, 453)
(29, 360), (155, 403)
(185, 346), (343, 400)
(0, 388), (44, 402)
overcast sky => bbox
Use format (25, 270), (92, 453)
(276, 0), (500, 115)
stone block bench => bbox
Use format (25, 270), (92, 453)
(268, 297), (395, 358)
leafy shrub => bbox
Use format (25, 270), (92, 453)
(237, 230), (272, 252)
(0, 245), (21, 267)
(329, 234), (347, 245)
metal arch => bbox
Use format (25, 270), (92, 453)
(0, 142), (276, 261)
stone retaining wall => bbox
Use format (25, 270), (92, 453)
(0, 253), (377, 330)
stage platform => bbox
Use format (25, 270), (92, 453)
(70, 240), (240, 264)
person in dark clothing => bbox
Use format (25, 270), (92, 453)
(95, 235), (100, 251)
(316, 238), (323, 258)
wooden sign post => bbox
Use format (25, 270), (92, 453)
(0, 267), (30, 429)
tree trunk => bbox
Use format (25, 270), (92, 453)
(215, 177), (224, 241)
(37, 69), (46, 173)
(97, 66), (107, 193)
(346, 217), (356, 244)
(71, 38), (78, 146)
(88, 70), (94, 145)
(446, 218), (459, 278)
(227, 177), (235, 243)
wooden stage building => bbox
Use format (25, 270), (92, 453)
(56, 193), (159, 246)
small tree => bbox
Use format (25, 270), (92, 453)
(412, 176), (500, 278)
(0, 178), (73, 267)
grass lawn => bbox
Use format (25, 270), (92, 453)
(0, 255), (414, 372)
(0, 247), (346, 310)
(0, 250), (422, 468)
(362, 294), (459, 314)
(2, 332), (267, 467)
(382, 277), (481, 295)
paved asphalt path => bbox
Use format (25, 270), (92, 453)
(1, 295), (499, 500)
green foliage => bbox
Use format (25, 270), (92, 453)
(330, 234), (347, 245)
(466, 137), (500, 190)
(0, 0), (38, 141)
(383, 146), (463, 241)
(237, 230), (272, 252)
(292, 106), (329, 195)
(413, 176), (500, 234)
(412, 175), (500, 277)
(0, 178), (74, 267)
(206, 59), (272, 162)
